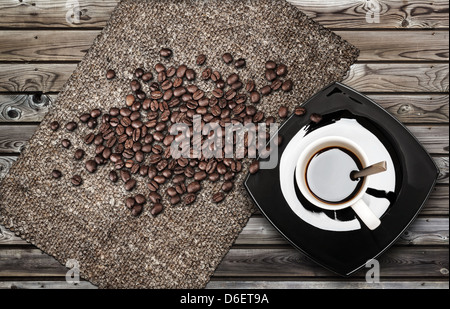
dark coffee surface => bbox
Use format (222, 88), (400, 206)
(0, 0), (358, 289)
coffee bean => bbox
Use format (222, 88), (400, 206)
(186, 69), (196, 81)
(131, 204), (143, 217)
(91, 109), (102, 118)
(222, 53), (233, 64)
(170, 195), (181, 205)
(253, 111), (264, 123)
(260, 85), (272, 96)
(125, 197), (135, 209)
(217, 162), (227, 175)
(201, 68), (212, 80)
(142, 72), (153, 82)
(167, 187), (178, 197)
(271, 79), (283, 91)
(106, 69), (116, 80)
(66, 122), (78, 132)
(187, 181), (201, 193)
(183, 193), (197, 205)
(222, 181), (234, 193)
(160, 48), (173, 58)
(71, 175), (83, 186)
(212, 192), (225, 203)
(196, 54), (207, 66)
(208, 173), (220, 182)
(246, 80), (256, 92)
(135, 194), (146, 205)
(87, 118), (98, 129)
(79, 113), (91, 123)
(282, 79), (293, 92)
(235, 58), (246, 68)
(250, 92), (260, 104)
(278, 106), (289, 118)
(265, 60), (277, 70)
(74, 149), (85, 160)
(295, 106), (307, 116)
(61, 139), (71, 149)
(85, 160), (97, 173)
(130, 80), (141, 92)
(125, 179), (136, 191)
(249, 160), (260, 174)
(227, 73), (239, 85)
(151, 203), (163, 216)
(173, 174), (185, 185)
(147, 180), (159, 192)
(224, 171), (235, 181)
(194, 171), (207, 181)
(109, 170), (118, 183)
(52, 169), (62, 179)
(310, 113), (323, 124)
(276, 64), (288, 76)
(149, 192), (162, 204)
(134, 68), (144, 78)
(265, 69), (277, 82)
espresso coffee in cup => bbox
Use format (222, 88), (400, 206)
(305, 146), (364, 205)
(296, 136), (381, 230)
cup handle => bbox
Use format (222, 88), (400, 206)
(351, 199), (381, 230)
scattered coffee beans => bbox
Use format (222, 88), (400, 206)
(52, 169), (62, 179)
(310, 113), (323, 124)
(53, 50), (298, 217)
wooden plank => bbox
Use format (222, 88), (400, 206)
(0, 279), (446, 289)
(0, 0), (447, 29)
(206, 280), (449, 289)
(0, 63), (73, 93)
(0, 63), (448, 94)
(344, 63), (449, 93)
(214, 247), (448, 278)
(0, 94), (52, 123)
(1, 94), (447, 124)
(368, 94), (449, 124)
(0, 247), (446, 278)
(234, 217), (449, 246)
(0, 0), (119, 29)
(0, 125), (37, 153)
(339, 31), (449, 62)
(288, 0), (450, 29)
(0, 30), (98, 62)
(0, 30), (448, 62)
(2, 216), (446, 247)
(424, 186), (449, 216)
(0, 281), (97, 289)
(0, 156), (16, 179)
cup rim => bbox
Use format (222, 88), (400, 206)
(295, 136), (370, 210)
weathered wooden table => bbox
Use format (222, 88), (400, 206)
(0, 0), (448, 289)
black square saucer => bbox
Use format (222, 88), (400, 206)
(244, 82), (440, 276)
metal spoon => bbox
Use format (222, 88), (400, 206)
(351, 161), (387, 180)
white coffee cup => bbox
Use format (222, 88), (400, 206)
(295, 136), (381, 230)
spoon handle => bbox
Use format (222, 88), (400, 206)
(351, 161), (387, 180)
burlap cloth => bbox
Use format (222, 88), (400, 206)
(0, 0), (359, 289)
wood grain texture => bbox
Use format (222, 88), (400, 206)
(0, 281), (97, 289)
(344, 63), (449, 93)
(234, 217), (449, 246)
(0, 30), (447, 62)
(0, 63), (448, 93)
(0, 156), (16, 179)
(0, 125), (37, 153)
(206, 280), (449, 289)
(0, 280), (447, 289)
(2, 216), (447, 246)
(0, 247), (447, 278)
(214, 247), (448, 278)
(0, 30), (98, 62)
(0, 94), (52, 122)
(288, 0), (450, 29)
(0, 0), (118, 28)
(368, 94), (449, 124)
(1, 94), (446, 124)
(0, 0), (448, 29)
